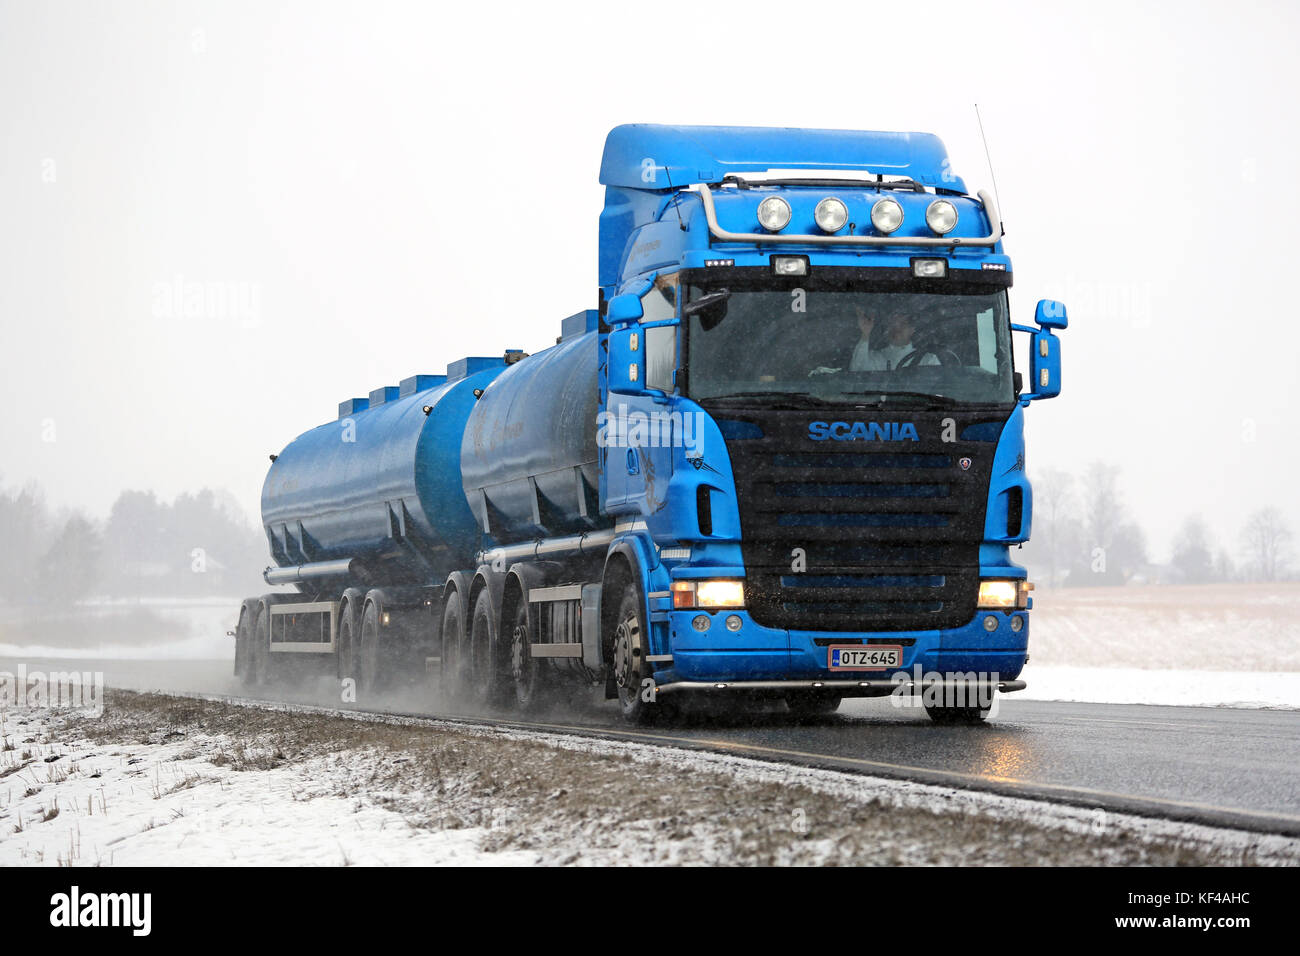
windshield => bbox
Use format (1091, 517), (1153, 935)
(684, 277), (1015, 407)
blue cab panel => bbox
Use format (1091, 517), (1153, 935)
(600, 124), (964, 191)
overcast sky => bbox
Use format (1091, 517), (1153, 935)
(2, 0), (1297, 562)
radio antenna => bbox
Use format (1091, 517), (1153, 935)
(974, 103), (1005, 231)
(663, 165), (687, 231)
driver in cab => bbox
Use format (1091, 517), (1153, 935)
(811, 306), (938, 376)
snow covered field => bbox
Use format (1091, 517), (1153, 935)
(1027, 584), (1300, 672)
(0, 599), (239, 661)
(4, 692), (1297, 867)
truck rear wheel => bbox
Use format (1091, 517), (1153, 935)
(509, 599), (549, 711)
(611, 582), (659, 725)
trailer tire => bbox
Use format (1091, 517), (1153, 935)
(338, 603), (360, 684)
(357, 600), (389, 701)
(469, 588), (511, 708)
(440, 589), (467, 704)
(250, 605), (272, 686)
(235, 606), (256, 685)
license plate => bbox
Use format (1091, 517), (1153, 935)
(827, 644), (902, 671)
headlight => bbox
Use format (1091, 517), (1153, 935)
(814, 197), (848, 233)
(870, 198), (903, 234)
(757, 196), (791, 232)
(926, 199), (958, 235)
(671, 579), (745, 609)
(977, 579), (1032, 609)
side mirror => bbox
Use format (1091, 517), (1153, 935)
(606, 293), (644, 325)
(608, 326), (646, 395)
(1035, 299), (1068, 330)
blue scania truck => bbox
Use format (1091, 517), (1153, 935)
(235, 124), (1068, 723)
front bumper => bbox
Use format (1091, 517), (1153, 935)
(654, 605), (1029, 690)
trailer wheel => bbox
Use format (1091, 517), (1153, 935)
(235, 607), (254, 684)
(250, 605), (272, 686)
(469, 589), (511, 708)
(357, 601), (389, 700)
(611, 582), (659, 725)
(439, 590), (467, 704)
(924, 702), (992, 724)
(509, 599), (549, 711)
(337, 602), (359, 684)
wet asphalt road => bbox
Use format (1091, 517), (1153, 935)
(8, 656), (1299, 836)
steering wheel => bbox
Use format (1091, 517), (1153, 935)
(896, 347), (963, 368)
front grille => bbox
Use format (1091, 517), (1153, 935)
(720, 411), (1005, 632)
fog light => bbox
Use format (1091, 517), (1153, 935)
(1010, 616), (1024, 633)
(814, 197), (848, 233)
(757, 196), (791, 231)
(926, 199), (958, 235)
(983, 615), (999, 632)
(870, 198), (903, 234)
(692, 614), (711, 632)
(725, 614), (742, 632)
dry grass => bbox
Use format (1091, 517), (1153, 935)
(49, 689), (1287, 866)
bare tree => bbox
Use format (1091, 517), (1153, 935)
(1083, 462), (1120, 538)
(1172, 514), (1215, 584)
(1025, 467), (1076, 587)
(1240, 507), (1292, 582)
(0, 480), (54, 602)
(1075, 461), (1146, 584)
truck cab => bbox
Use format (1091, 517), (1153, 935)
(594, 125), (1067, 720)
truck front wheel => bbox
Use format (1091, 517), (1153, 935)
(611, 583), (659, 725)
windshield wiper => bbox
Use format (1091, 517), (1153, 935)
(705, 391), (836, 408)
(852, 391), (959, 408)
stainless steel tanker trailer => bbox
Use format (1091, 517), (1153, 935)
(233, 124), (1067, 723)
